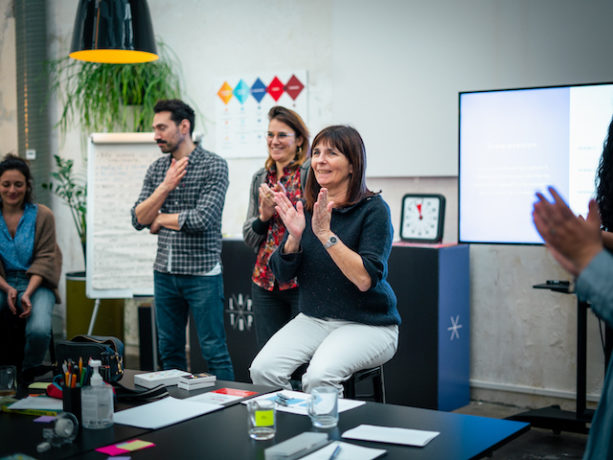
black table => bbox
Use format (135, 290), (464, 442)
(0, 373), (277, 459)
(77, 400), (528, 460)
(1, 372), (528, 460)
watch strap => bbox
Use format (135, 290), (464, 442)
(324, 235), (338, 249)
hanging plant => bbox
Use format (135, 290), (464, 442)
(47, 41), (183, 135)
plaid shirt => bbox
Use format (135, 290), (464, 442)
(131, 145), (229, 275)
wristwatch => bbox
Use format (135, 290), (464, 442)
(323, 235), (338, 249)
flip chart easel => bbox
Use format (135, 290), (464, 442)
(86, 132), (160, 299)
(86, 133), (161, 367)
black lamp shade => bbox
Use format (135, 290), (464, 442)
(70, 0), (158, 63)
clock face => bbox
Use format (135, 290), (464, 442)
(400, 194), (445, 242)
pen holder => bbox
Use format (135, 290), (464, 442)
(62, 385), (82, 426)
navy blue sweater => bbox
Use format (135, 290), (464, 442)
(270, 194), (401, 326)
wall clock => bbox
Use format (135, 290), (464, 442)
(400, 194), (446, 243)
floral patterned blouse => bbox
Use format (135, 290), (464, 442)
(252, 164), (302, 291)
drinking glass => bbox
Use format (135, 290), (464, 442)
(247, 398), (276, 440)
(0, 365), (17, 397)
(308, 386), (338, 428)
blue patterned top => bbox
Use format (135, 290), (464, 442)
(0, 203), (38, 271)
(576, 250), (613, 459)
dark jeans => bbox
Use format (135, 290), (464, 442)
(251, 282), (299, 350)
(0, 272), (54, 371)
(154, 271), (234, 380)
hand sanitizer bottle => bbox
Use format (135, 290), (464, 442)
(81, 359), (113, 429)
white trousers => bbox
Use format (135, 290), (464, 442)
(249, 313), (399, 395)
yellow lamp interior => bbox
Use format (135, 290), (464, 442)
(69, 49), (159, 64)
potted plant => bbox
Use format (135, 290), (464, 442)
(48, 42), (183, 136)
(42, 155), (86, 261)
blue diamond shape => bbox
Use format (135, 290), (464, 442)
(233, 79), (250, 105)
(251, 78), (267, 103)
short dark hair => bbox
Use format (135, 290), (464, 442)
(154, 99), (195, 136)
(0, 154), (33, 207)
(265, 106), (310, 170)
(304, 125), (375, 211)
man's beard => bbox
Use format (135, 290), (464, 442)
(157, 141), (175, 154)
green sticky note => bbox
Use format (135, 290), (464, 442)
(116, 440), (154, 451)
(255, 409), (274, 427)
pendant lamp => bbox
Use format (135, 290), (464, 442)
(69, 0), (158, 64)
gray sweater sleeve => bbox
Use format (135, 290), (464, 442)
(242, 168), (267, 252)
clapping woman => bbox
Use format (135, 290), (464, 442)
(242, 106), (310, 349)
(249, 125), (400, 394)
(0, 154), (61, 374)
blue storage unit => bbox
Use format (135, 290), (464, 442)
(385, 243), (470, 411)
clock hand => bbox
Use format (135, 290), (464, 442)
(416, 203), (423, 220)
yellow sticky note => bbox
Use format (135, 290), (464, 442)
(255, 409), (274, 427)
(116, 440), (155, 451)
(28, 382), (49, 390)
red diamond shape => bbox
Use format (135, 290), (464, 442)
(285, 75), (304, 100)
(267, 76), (285, 101)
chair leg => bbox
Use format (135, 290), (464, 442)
(49, 333), (56, 365)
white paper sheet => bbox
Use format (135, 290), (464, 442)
(301, 441), (386, 460)
(186, 391), (243, 405)
(241, 390), (365, 415)
(342, 424), (440, 447)
(8, 396), (63, 411)
(113, 396), (223, 429)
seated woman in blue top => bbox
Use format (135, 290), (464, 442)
(0, 154), (61, 373)
(249, 125), (401, 395)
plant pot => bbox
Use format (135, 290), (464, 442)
(65, 271), (124, 340)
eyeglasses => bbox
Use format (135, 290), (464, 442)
(266, 132), (295, 140)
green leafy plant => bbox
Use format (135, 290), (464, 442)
(47, 42), (182, 135)
(42, 155), (87, 254)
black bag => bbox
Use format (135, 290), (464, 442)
(54, 335), (124, 383)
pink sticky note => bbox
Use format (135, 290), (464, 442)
(96, 445), (129, 456)
(34, 415), (56, 423)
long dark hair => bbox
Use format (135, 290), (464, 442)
(596, 117), (613, 230)
(304, 125), (375, 211)
(0, 154), (33, 208)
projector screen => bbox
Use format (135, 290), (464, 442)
(459, 82), (613, 244)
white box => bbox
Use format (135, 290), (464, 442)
(177, 372), (216, 391)
(134, 369), (192, 389)
(177, 380), (215, 391)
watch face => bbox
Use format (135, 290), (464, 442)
(400, 194), (445, 242)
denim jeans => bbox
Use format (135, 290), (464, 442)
(0, 271), (54, 371)
(153, 271), (234, 380)
(251, 282), (299, 350)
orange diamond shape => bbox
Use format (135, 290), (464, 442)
(217, 81), (234, 104)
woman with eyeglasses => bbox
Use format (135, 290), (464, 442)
(242, 106), (310, 350)
(249, 125), (400, 395)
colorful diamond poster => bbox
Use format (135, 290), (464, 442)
(215, 71), (308, 158)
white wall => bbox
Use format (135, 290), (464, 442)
(32, 0), (613, 406)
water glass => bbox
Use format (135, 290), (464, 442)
(0, 365), (17, 397)
(308, 386), (338, 428)
(247, 398), (276, 440)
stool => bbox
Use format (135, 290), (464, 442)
(290, 364), (386, 403)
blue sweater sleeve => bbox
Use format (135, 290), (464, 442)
(356, 198), (393, 289)
(269, 233), (303, 283)
(576, 249), (613, 328)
